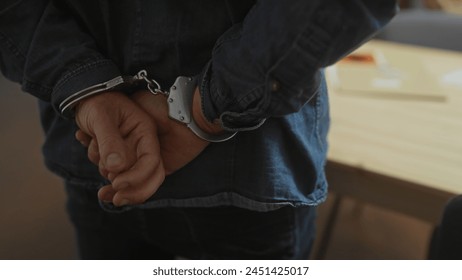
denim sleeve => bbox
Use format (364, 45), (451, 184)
(0, 0), (120, 114)
(199, 0), (398, 130)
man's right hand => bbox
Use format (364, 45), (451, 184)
(74, 91), (166, 206)
(131, 90), (210, 175)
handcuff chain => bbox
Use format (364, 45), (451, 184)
(134, 70), (169, 96)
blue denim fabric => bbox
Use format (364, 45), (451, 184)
(101, 77), (329, 213)
(0, 1), (397, 212)
(66, 180), (316, 259)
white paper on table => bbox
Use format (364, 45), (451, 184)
(441, 69), (462, 88)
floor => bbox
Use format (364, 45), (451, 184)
(314, 195), (433, 259)
(0, 76), (434, 260)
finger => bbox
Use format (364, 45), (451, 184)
(97, 185), (117, 203)
(82, 133), (111, 180)
(87, 139), (100, 166)
(92, 113), (129, 174)
(111, 151), (163, 191)
(112, 165), (165, 206)
(111, 134), (165, 206)
(99, 165), (109, 181)
(88, 139), (111, 179)
(111, 130), (162, 190)
(75, 92), (135, 173)
(75, 130), (91, 147)
(107, 172), (116, 182)
(104, 130), (140, 182)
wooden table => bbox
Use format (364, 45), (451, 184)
(439, 0), (462, 15)
(325, 40), (462, 224)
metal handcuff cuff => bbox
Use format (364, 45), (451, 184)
(59, 70), (237, 142)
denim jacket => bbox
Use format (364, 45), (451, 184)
(0, 0), (397, 211)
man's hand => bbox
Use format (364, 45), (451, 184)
(75, 91), (166, 206)
(131, 90), (210, 174)
(75, 88), (222, 207)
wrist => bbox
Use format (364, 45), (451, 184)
(167, 76), (236, 142)
(191, 88), (224, 135)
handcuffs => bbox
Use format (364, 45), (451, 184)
(59, 70), (236, 142)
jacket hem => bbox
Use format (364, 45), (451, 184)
(98, 187), (328, 213)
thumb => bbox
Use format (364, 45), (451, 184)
(75, 92), (133, 175)
(92, 113), (128, 173)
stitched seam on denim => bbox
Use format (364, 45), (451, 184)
(100, 186), (330, 213)
(0, 31), (25, 62)
(213, 83), (265, 119)
(22, 79), (53, 99)
(53, 59), (113, 94)
(209, 67), (266, 128)
(65, 178), (101, 189)
(146, 192), (325, 209)
(219, 114), (265, 132)
(315, 89), (323, 150)
(235, 84), (266, 111)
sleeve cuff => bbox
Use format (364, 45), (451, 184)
(197, 61), (266, 132)
(51, 58), (121, 117)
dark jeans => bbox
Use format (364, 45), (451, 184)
(65, 180), (317, 260)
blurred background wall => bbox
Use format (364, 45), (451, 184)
(0, 76), (76, 259)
